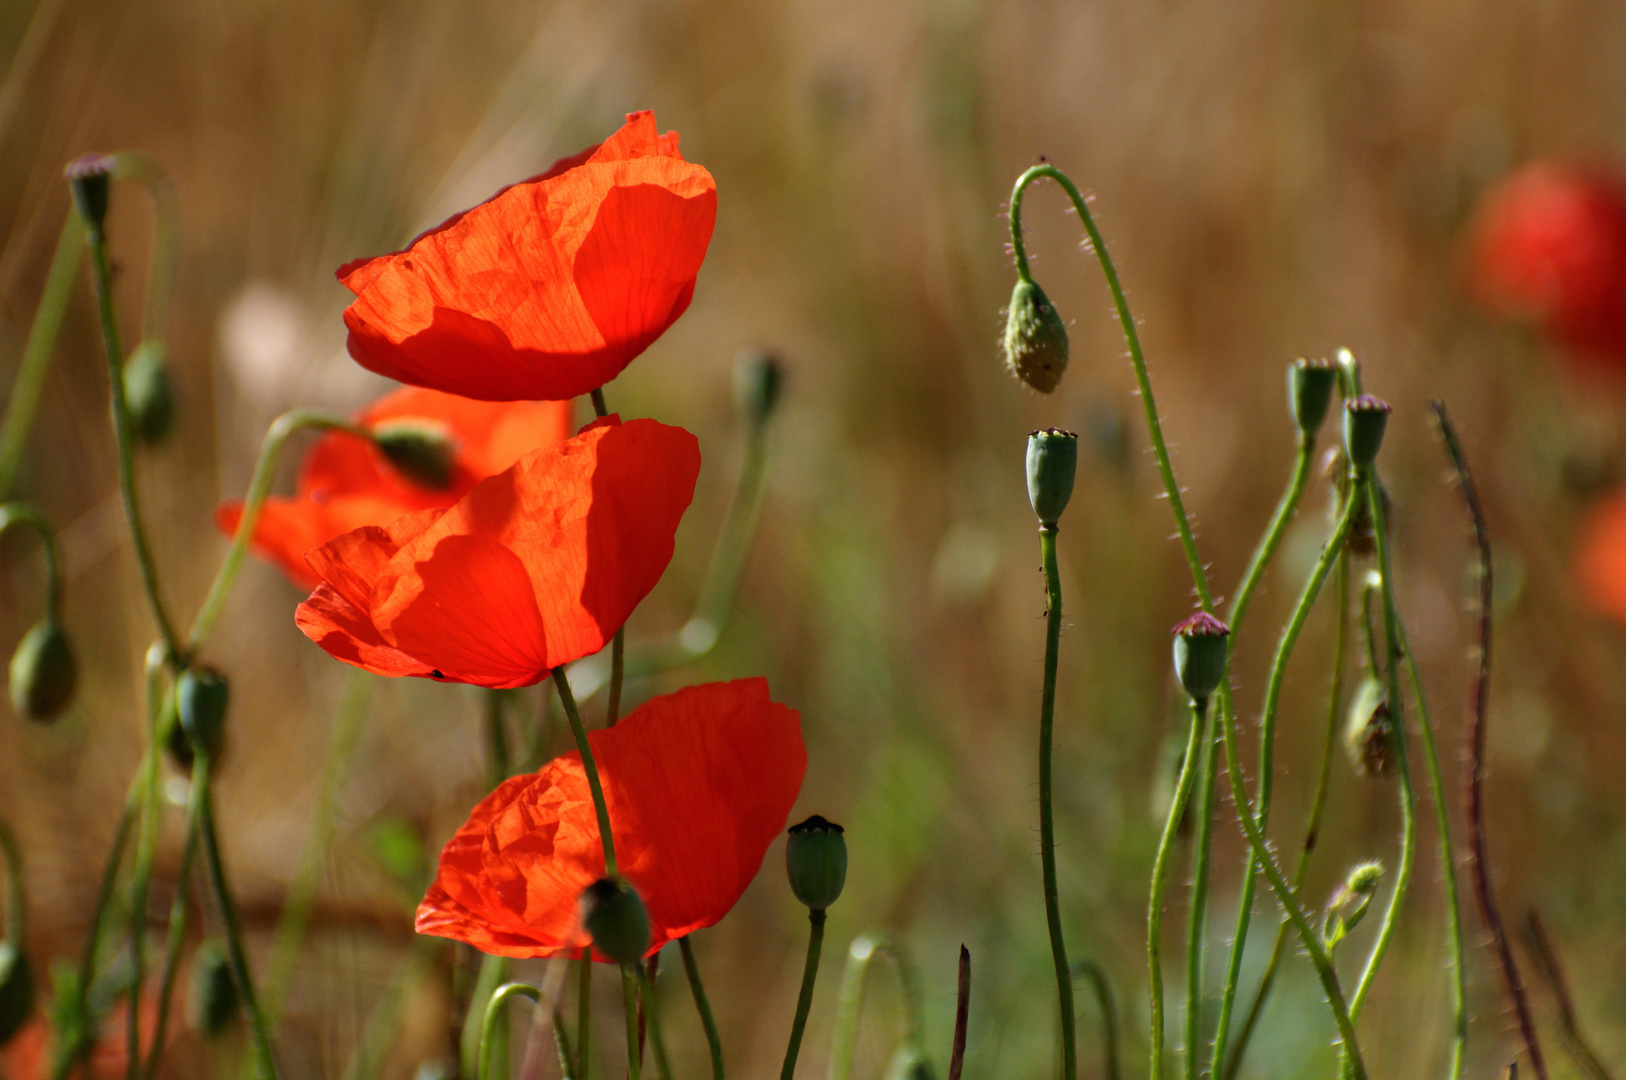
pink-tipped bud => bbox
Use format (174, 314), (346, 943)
(64, 154), (116, 233)
(1171, 612), (1229, 702)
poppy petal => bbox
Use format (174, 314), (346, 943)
(293, 584), (440, 680)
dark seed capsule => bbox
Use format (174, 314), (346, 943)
(786, 815), (847, 911)
(579, 877), (649, 967)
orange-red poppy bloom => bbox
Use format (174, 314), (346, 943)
(337, 110), (717, 402)
(1575, 491), (1626, 624)
(415, 678), (806, 960)
(215, 388), (574, 590)
(1470, 162), (1626, 367)
(3, 1001), (162, 1080)
(295, 416), (699, 688)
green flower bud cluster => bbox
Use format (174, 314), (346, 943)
(785, 815), (847, 912)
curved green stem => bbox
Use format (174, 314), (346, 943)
(0, 214), (83, 499)
(680, 937), (725, 1080)
(781, 910), (825, 1080)
(480, 983), (541, 1080)
(110, 153), (177, 345)
(828, 935), (923, 1080)
(1008, 166), (1212, 611)
(463, 955), (511, 1080)
(1148, 698), (1205, 1080)
(1184, 711), (1220, 1080)
(551, 668), (617, 876)
(1036, 524), (1076, 1080)
(0, 502), (64, 618)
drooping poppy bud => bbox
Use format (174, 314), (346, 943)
(64, 155), (115, 233)
(187, 940), (237, 1038)
(1288, 359), (1338, 442)
(1342, 396), (1392, 474)
(9, 620), (76, 723)
(1172, 612), (1230, 703)
(177, 668), (229, 762)
(123, 341), (175, 444)
(1343, 675), (1395, 777)
(734, 351), (784, 427)
(1003, 279), (1070, 393)
(579, 878), (649, 967)
(1026, 428), (1078, 526)
(1322, 860), (1384, 949)
(371, 420), (457, 491)
(786, 815), (847, 912)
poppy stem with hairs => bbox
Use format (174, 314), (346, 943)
(1036, 522), (1077, 1080)
(552, 667), (618, 875)
(1147, 696), (1204, 1080)
(680, 937), (725, 1080)
(1183, 705), (1220, 1080)
(779, 908), (824, 1080)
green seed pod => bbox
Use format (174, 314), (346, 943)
(0, 942), (34, 1045)
(64, 155), (115, 232)
(579, 877), (649, 967)
(1343, 675), (1395, 778)
(1342, 395), (1392, 473)
(733, 351), (784, 427)
(177, 667), (229, 762)
(785, 815), (847, 911)
(1025, 428), (1078, 526)
(9, 620), (77, 723)
(123, 340), (176, 444)
(187, 940), (238, 1038)
(1288, 359), (1338, 441)
(1171, 612), (1230, 703)
(372, 420), (457, 490)
(1003, 279), (1069, 393)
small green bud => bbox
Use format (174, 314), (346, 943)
(733, 351), (784, 427)
(10, 619), (77, 722)
(580, 877), (649, 967)
(1342, 395), (1392, 473)
(1323, 860), (1384, 949)
(64, 154), (115, 232)
(1026, 428), (1078, 525)
(0, 942), (34, 1045)
(786, 815), (847, 911)
(177, 667), (229, 762)
(372, 420), (457, 490)
(1343, 675), (1396, 778)
(1288, 359), (1338, 440)
(1003, 279), (1069, 393)
(187, 940), (238, 1038)
(123, 341), (175, 444)
(1171, 612), (1230, 703)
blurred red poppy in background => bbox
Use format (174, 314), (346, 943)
(3, 1001), (162, 1080)
(1574, 492), (1626, 624)
(1470, 161), (1626, 367)
(214, 388), (574, 590)
(338, 110), (717, 402)
(295, 417), (699, 688)
(415, 678), (806, 960)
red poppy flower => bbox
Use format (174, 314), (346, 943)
(3, 1000), (162, 1080)
(415, 678), (806, 960)
(214, 388), (574, 590)
(1469, 162), (1626, 367)
(295, 416), (699, 688)
(337, 110), (717, 402)
(1574, 491), (1626, 624)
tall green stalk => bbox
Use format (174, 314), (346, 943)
(551, 669), (617, 876)
(780, 910), (825, 1080)
(1183, 715), (1221, 1080)
(1035, 523), (1076, 1080)
(1146, 698), (1205, 1080)
(681, 937), (725, 1080)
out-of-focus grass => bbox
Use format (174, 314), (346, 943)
(3, 0), (1626, 1077)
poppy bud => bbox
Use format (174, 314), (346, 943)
(883, 1045), (934, 1080)
(372, 420), (456, 490)
(734, 351), (783, 427)
(1026, 428), (1078, 526)
(786, 815), (847, 911)
(579, 877), (649, 967)
(1171, 612), (1230, 703)
(123, 341), (175, 444)
(1342, 396), (1392, 474)
(64, 154), (115, 233)
(1288, 359), (1338, 441)
(1343, 675), (1395, 778)
(9, 619), (77, 723)
(1003, 279), (1069, 393)
(187, 940), (238, 1038)
(1322, 860), (1384, 949)
(177, 667), (229, 762)
(0, 941), (34, 1045)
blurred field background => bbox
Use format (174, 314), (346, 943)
(3, 0), (1626, 1077)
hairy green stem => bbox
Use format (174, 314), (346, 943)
(1148, 698), (1206, 1080)
(1184, 714), (1220, 1080)
(781, 910), (825, 1080)
(1036, 524), (1076, 1080)
(0, 215), (83, 499)
(680, 937), (725, 1080)
(552, 668), (617, 876)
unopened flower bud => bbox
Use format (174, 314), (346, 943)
(786, 815), (847, 911)
(734, 351), (783, 427)
(1172, 612), (1230, 703)
(0, 942), (34, 1045)
(1288, 359), (1338, 441)
(177, 667), (229, 762)
(882, 1045), (934, 1080)
(1342, 396), (1392, 473)
(1026, 428), (1078, 525)
(1003, 279), (1069, 393)
(372, 420), (457, 490)
(580, 877), (649, 967)
(187, 940), (238, 1038)
(1323, 860), (1385, 949)
(64, 154), (116, 233)
(1343, 675), (1396, 778)
(123, 341), (175, 444)
(9, 619), (77, 723)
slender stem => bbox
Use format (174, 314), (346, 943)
(577, 949), (592, 1080)
(141, 806), (199, 1080)
(126, 645), (169, 1080)
(1431, 402), (1549, 1080)
(1036, 524), (1077, 1080)
(828, 936), (922, 1080)
(80, 220), (181, 660)
(607, 631), (625, 726)
(111, 153), (177, 344)
(480, 983), (542, 1080)
(186, 410), (361, 653)
(1073, 960), (1120, 1080)
(463, 955), (512, 1080)
(623, 967), (643, 1080)
(1008, 166), (1213, 610)
(195, 753), (279, 1080)
(552, 1007), (577, 1080)
(949, 946), (970, 1080)
(780, 910), (825, 1080)
(1147, 698), (1205, 1080)
(552, 668), (617, 876)
(0, 214), (83, 499)
(1183, 712), (1220, 1080)
(1526, 911), (1613, 1080)
(590, 389), (609, 419)
(0, 503), (64, 618)
(1227, 439), (1315, 635)
(640, 966), (673, 1080)
(486, 688), (512, 790)
(680, 937), (724, 1080)
(0, 819), (19, 947)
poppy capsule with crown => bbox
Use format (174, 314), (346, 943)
(1342, 395), (1392, 474)
(786, 815), (847, 912)
(1172, 612), (1230, 703)
(1026, 429), (1078, 526)
(1289, 359), (1338, 442)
